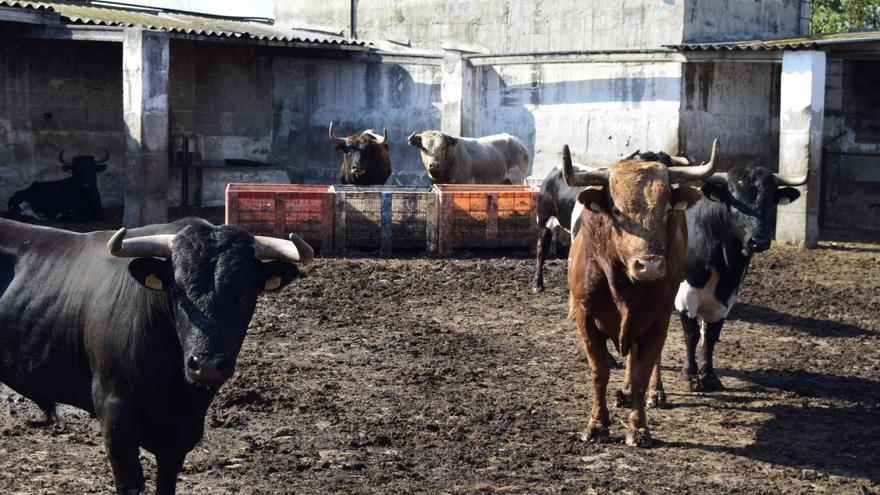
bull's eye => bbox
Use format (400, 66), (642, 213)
(611, 206), (623, 217)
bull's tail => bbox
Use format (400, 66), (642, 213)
(567, 294), (576, 321)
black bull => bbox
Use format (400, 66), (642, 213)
(329, 122), (392, 185)
(0, 218), (312, 494)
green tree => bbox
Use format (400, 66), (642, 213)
(811, 0), (880, 33)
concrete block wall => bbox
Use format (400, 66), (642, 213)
(0, 38), (125, 209)
(679, 62), (781, 170)
(472, 61), (683, 180)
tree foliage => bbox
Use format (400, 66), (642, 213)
(811, 0), (880, 33)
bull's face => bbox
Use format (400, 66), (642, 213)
(336, 138), (385, 178)
(113, 224), (307, 390)
(701, 167), (801, 256)
(408, 131), (457, 181)
(577, 163), (702, 281)
(60, 151), (108, 190)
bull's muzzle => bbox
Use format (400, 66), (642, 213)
(187, 354), (232, 385)
(631, 256), (666, 281)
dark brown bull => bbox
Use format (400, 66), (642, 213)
(566, 140), (718, 446)
(329, 122), (392, 185)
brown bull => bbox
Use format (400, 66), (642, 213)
(566, 140), (718, 446)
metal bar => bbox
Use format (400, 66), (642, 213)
(380, 192), (392, 257)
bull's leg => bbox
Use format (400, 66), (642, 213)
(697, 319), (725, 391)
(156, 451), (186, 495)
(576, 310), (611, 443)
(626, 327), (667, 447)
(95, 395), (145, 494)
(615, 352), (634, 408)
(647, 357), (667, 409)
(533, 226), (554, 292)
(679, 313), (701, 391)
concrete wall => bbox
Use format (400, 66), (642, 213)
(270, 55), (441, 184)
(277, 0), (686, 52)
(277, 0), (807, 53)
(472, 61), (683, 179)
(683, 0), (808, 42)
(0, 38), (125, 209)
(679, 62), (781, 171)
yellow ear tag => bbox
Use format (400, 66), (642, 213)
(589, 202), (604, 213)
(264, 276), (282, 291)
(708, 193), (721, 202)
(145, 273), (164, 290)
(673, 201), (688, 211)
(778, 197), (791, 205)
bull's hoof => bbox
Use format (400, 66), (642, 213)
(686, 373), (703, 392)
(647, 390), (667, 409)
(581, 422), (611, 443)
(607, 352), (622, 370)
(698, 371), (724, 392)
(614, 389), (632, 408)
(532, 284), (544, 294)
(625, 427), (652, 447)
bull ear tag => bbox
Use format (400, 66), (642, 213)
(144, 273), (164, 290)
(672, 201), (688, 211)
(589, 202), (604, 213)
(264, 276), (282, 291)
(707, 193), (721, 202)
(777, 197), (791, 205)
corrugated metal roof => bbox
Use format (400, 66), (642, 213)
(0, 0), (368, 47)
(669, 30), (880, 51)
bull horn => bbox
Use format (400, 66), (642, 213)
(96, 149), (110, 164)
(668, 139), (719, 184)
(562, 144), (609, 187)
(774, 172), (808, 187)
(107, 228), (174, 258)
(254, 234), (314, 264)
(58, 150), (72, 166)
(374, 128), (387, 145)
(624, 150), (640, 160)
(668, 155), (692, 166)
(328, 122), (346, 146)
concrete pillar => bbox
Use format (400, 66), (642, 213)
(776, 50), (825, 248)
(440, 50), (474, 137)
(123, 29), (170, 227)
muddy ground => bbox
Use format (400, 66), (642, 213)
(0, 215), (878, 494)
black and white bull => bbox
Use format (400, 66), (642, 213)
(675, 167), (806, 391)
(533, 150), (689, 292)
(0, 217), (313, 494)
(329, 122), (392, 185)
(8, 150), (109, 221)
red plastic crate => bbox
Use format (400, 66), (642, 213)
(225, 183), (334, 253)
(434, 184), (539, 254)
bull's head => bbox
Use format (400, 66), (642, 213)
(329, 122), (388, 178)
(107, 223), (313, 389)
(407, 130), (457, 182)
(701, 167), (805, 255)
(59, 150), (109, 190)
(563, 140), (719, 281)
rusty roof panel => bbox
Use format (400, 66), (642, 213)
(669, 31), (880, 51)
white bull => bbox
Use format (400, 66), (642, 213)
(407, 130), (529, 184)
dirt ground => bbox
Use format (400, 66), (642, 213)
(0, 215), (878, 494)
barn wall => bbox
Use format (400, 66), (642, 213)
(678, 62), (781, 171)
(0, 38), (126, 209)
(270, 55), (441, 184)
(470, 61), (683, 180)
(821, 58), (880, 233)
